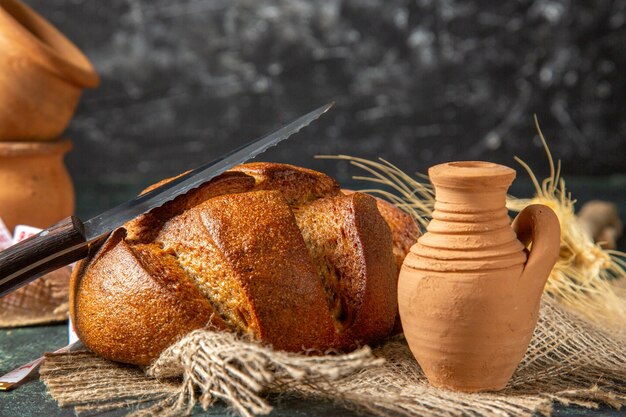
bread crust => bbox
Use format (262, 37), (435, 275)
(342, 189), (421, 273)
(71, 230), (226, 365)
(70, 163), (416, 365)
(156, 189), (339, 351)
(373, 197), (421, 271)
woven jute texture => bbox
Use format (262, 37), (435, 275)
(40, 296), (625, 417)
(0, 267), (70, 328)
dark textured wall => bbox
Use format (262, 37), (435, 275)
(24, 0), (626, 213)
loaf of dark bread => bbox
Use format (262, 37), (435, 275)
(70, 163), (419, 365)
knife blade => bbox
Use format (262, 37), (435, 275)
(0, 102), (333, 297)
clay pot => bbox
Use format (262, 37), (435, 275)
(0, 0), (100, 141)
(398, 161), (560, 392)
(0, 140), (74, 231)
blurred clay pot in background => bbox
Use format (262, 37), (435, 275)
(0, 0), (99, 141)
(398, 161), (560, 392)
(0, 140), (74, 231)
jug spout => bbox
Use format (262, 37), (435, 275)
(512, 204), (561, 301)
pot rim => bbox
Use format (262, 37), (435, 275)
(0, 139), (73, 157)
(0, 0), (100, 88)
(428, 161), (516, 189)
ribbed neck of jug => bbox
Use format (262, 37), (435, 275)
(410, 161), (527, 268)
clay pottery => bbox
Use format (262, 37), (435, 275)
(0, 140), (74, 231)
(398, 161), (560, 392)
(0, 0), (100, 141)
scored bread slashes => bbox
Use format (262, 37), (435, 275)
(70, 163), (419, 366)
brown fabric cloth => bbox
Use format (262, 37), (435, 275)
(40, 297), (625, 417)
(0, 267), (70, 328)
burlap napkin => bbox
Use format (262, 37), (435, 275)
(40, 296), (625, 417)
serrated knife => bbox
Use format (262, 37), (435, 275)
(0, 102), (333, 298)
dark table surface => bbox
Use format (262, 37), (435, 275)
(1, 176), (625, 417)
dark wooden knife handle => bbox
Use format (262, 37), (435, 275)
(0, 216), (89, 298)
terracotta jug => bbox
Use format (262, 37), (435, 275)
(0, 140), (74, 231)
(0, 0), (100, 141)
(398, 161), (560, 392)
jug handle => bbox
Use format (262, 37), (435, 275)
(511, 204), (561, 298)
